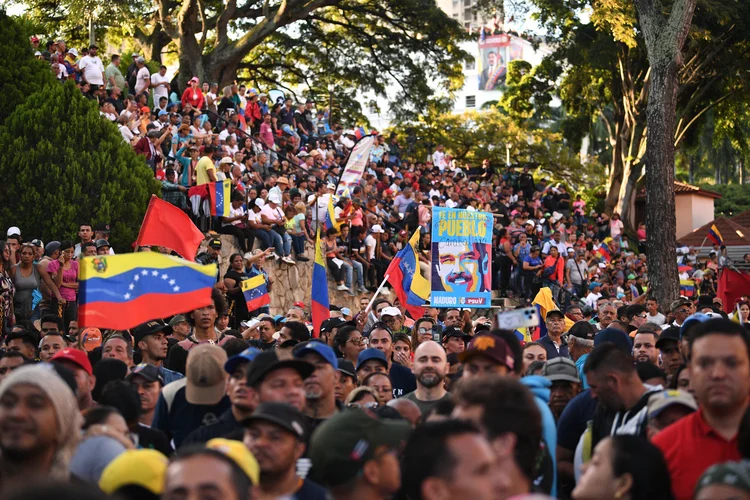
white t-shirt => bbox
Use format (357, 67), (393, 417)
(150, 72), (170, 103)
(79, 55), (104, 85)
(364, 234), (377, 260)
(611, 219), (624, 238)
(135, 67), (151, 95)
(260, 204), (283, 224)
(119, 124), (134, 143)
(647, 312), (666, 325)
(584, 292), (602, 309)
(432, 150), (446, 170)
(218, 130), (236, 143)
(224, 205), (246, 227)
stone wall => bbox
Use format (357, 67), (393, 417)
(204, 235), (392, 314)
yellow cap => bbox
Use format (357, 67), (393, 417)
(99, 449), (168, 494)
(206, 438), (260, 485)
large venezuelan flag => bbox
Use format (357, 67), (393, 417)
(531, 287), (574, 340)
(79, 253), (216, 330)
(311, 229), (330, 337)
(707, 224), (723, 246)
(242, 275), (271, 311)
(385, 229), (430, 319)
(209, 179), (232, 217)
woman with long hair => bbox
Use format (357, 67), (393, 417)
(573, 435), (673, 500)
(46, 240), (79, 331)
(10, 243), (63, 322)
(333, 325), (367, 364)
(410, 317), (435, 349)
(0, 241), (15, 329)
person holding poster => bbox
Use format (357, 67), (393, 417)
(431, 207), (493, 308)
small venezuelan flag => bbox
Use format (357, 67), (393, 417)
(354, 126), (367, 140)
(707, 224), (723, 246)
(385, 229), (430, 319)
(679, 279), (696, 297)
(323, 196), (341, 232)
(79, 253), (216, 330)
(595, 238), (612, 262)
(311, 229), (330, 337)
(209, 179), (232, 217)
(242, 275), (270, 311)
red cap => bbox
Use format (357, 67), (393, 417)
(51, 348), (93, 376)
(294, 302), (306, 309)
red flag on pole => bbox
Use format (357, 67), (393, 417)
(135, 195), (205, 261)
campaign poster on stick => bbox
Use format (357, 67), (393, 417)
(335, 135), (376, 197)
(431, 208), (493, 308)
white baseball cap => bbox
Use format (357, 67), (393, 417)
(371, 225), (385, 233)
(380, 306), (402, 318)
(6, 227), (20, 237)
(267, 193), (281, 205)
(254, 198), (265, 208)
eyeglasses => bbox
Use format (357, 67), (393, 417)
(347, 401), (378, 409)
(347, 337), (368, 346)
(636, 314), (648, 319)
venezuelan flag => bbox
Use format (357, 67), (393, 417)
(707, 224), (723, 246)
(209, 179), (232, 217)
(323, 196), (342, 232)
(595, 238), (612, 262)
(354, 126), (367, 140)
(242, 275), (270, 311)
(79, 253), (216, 330)
(532, 287), (574, 340)
(385, 229), (430, 319)
(679, 279), (696, 297)
(311, 229), (330, 337)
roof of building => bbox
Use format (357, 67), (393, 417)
(636, 181), (722, 200)
(677, 216), (750, 247)
(731, 209), (750, 229)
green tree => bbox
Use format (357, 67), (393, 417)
(0, 10), (56, 126)
(0, 81), (160, 250)
(18, 0), (470, 122)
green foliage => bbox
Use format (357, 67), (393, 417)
(0, 81), (160, 250)
(0, 10), (56, 126)
(390, 109), (605, 193)
(698, 184), (750, 217)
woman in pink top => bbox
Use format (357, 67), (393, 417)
(46, 240), (79, 331)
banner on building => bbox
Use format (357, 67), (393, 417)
(477, 33), (524, 92)
(430, 207), (493, 308)
(335, 135), (376, 197)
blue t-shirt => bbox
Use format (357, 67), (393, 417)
(293, 478), (328, 500)
(556, 389), (598, 451)
(524, 255), (543, 272)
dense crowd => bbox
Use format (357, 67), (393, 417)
(1, 35), (749, 500)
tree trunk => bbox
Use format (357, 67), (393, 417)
(616, 160), (643, 229)
(740, 158), (746, 185)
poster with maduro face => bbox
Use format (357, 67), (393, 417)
(431, 208), (493, 308)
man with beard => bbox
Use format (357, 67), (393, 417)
(244, 402), (327, 499)
(403, 341), (452, 415)
(293, 342), (339, 430)
(133, 320), (182, 384)
(182, 347), (261, 445)
(632, 325), (659, 365)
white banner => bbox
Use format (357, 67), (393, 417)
(335, 135), (376, 197)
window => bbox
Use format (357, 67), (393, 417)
(452, 13), (459, 19)
(463, 0), (472, 6)
(466, 95), (476, 108)
(464, 8), (472, 20)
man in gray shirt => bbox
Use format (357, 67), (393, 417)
(402, 341), (452, 416)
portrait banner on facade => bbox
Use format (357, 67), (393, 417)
(430, 207), (493, 308)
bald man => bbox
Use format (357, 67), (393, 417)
(401, 341), (452, 415)
(387, 398), (422, 427)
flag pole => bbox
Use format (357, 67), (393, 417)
(364, 274), (390, 314)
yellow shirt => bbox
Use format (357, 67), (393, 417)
(195, 156), (216, 185)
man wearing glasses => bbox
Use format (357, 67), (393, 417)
(626, 304), (649, 334)
(663, 299), (691, 330)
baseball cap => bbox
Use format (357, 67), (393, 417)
(294, 341), (338, 369)
(594, 327), (633, 353)
(655, 326), (680, 348)
(136, 56), (145, 63)
(310, 409), (411, 487)
(680, 312), (711, 339)
(320, 317), (346, 334)
(267, 193), (281, 204)
(189, 76), (199, 83)
(169, 315), (188, 327)
(568, 321), (596, 341)
(647, 389), (697, 418)
(541, 357), (580, 383)
(45, 241), (61, 256)
(589, 282), (602, 291)
(51, 347), (93, 376)
(442, 327), (470, 342)
(356, 348), (388, 371)
(371, 224), (385, 234)
(30, 239), (44, 248)
(219, 156), (233, 164)
(98, 449), (168, 495)
(185, 344), (228, 405)
(80, 327), (102, 352)
(224, 347), (261, 374)
(6, 226), (20, 237)
(380, 306), (401, 318)
(94, 222), (111, 234)
(337, 359), (356, 379)
(670, 298), (691, 312)
(242, 402), (309, 442)
(695, 462), (750, 497)
(126, 363), (165, 385)
(205, 438), (259, 485)
(546, 309), (565, 320)
(458, 333), (515, 371)
(245, 350), (314, 387)
(132, 320), (167, 345)
(208, 237), (222, 249)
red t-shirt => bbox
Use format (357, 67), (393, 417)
(652, 408), (741, 500)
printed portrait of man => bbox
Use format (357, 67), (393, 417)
(432, 241), (491, 294)
(479, 50), (506, 91)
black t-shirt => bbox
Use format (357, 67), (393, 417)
(136, 423), (173, 456)
(389, 362), (416, 398)
(279, 107), (295, 127)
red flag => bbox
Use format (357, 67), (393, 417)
(135, 195), (205, 261)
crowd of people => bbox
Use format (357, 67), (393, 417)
(2, 34), (749, 500)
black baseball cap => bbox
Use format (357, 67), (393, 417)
(94, 222), (111, 234)
(132, 320), (168, 345)
(337, 359), (356, 379)
(126, 363), (165, 385)
(245, 350), (314, 387)
(655, 326), (680, 349)
(242, 402), (309, 441)
(568, 321), (596, 341)
(442, 327), (470, 343)
(320, 317), (346, 334)
(208, 238), (222, 249)
(309, 409), (411, 487)
(546, 309), (565, 320)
